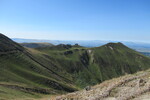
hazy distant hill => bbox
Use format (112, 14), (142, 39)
(0, 34), (150, 99)
(21, 43), (54, 48)
(140, 52), (150, 57)
(12, 38), (150, 52)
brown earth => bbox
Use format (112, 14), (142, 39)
(53, 69), (150, 100)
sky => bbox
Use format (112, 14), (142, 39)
(0, 0), (150, 42)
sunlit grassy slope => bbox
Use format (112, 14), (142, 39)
(0, 33), (150, 99)
(37, 43), (150, 88)
(0, 33), (78, 99)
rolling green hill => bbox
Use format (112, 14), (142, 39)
(20, 42), (54, 48)
(0, 33), (150, 99)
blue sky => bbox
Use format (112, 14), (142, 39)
(0, 0), (150, 42)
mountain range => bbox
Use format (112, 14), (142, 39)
(0, 33), (150, 100)
(12, 38), (150, 52)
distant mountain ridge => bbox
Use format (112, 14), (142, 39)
(12, 38), (150, 52)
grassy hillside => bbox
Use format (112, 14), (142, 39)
(0, 34), (78, 100)
(20, 42), (54, 48)
(37, 42), (150, 88)
(0, 33), (150, 99)
(0, 33), (24, 52)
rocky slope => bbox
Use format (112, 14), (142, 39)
(56, 69), (150, 100)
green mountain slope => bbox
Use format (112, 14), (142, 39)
(20, 42), (54, 48)
(0, 34), (78, 99)
(37, 42), (150, 88)
(0, 33), (150, 99)
(0, 33), (24, 52)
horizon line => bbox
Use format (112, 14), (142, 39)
(11, 38), (150, 44)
